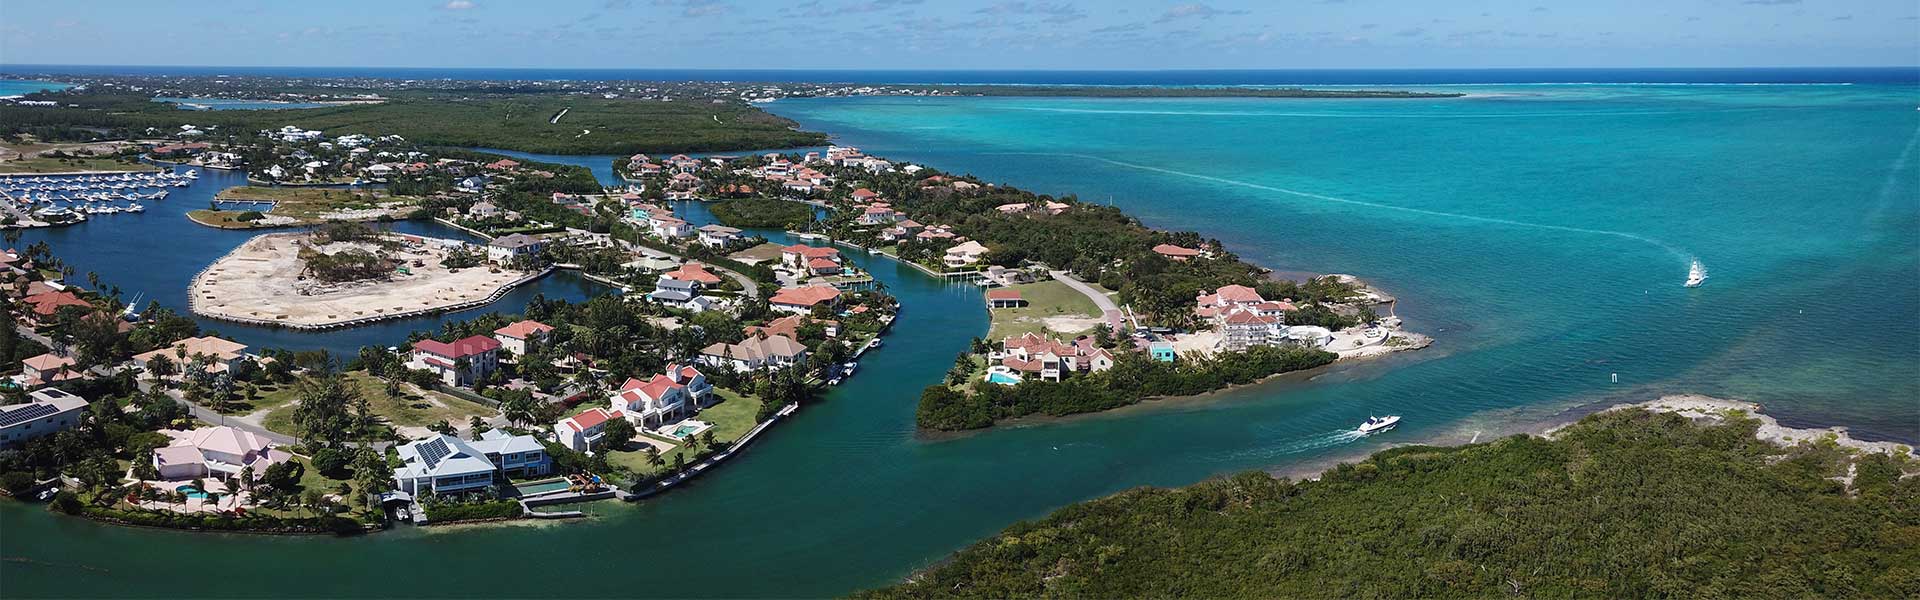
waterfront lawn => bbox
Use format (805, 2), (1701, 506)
(219, 186), (419, 217)
(600, 388), (762, 478)
(260, 371), (497, 435)
(985, 280), (1104, 340)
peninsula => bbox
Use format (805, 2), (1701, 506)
(188, 227), (542, 329)
(863, 396), (1920, 598)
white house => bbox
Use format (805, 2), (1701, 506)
(609, 365), (713, 429)
(0, 388), (89, 448)
(555, 407), (622, 453)
(697, 224), (742, 248)
(393, 435), (500, 497)
(492, 320), (553, 356)
(408, 335), (501, 386)
(648, 277), (714, 312)
(487, 234), (546, 262)
(944, 240), (989, 268)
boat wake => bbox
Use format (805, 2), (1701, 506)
(997, 152), (1704, 286)
(1208, 429), (1369, 463)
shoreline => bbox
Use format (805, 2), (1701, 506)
(1270, 393), (1917, 483)
(186, 232), (554, 330)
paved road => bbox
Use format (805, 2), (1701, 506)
(1050, 270), (1126, 332)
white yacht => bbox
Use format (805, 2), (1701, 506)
(1357, 415), (1400, 435)
(1684, 259), (1708, 288)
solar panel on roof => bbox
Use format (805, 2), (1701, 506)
(0, 403), (59, 428)
(419, 439), (450, 466)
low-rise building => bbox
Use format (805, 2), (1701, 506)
(393, 430), (550, 497)
(986, 289), (1026, 308)
(19, 352), (84, 387)
(998, 333), (1116, 382)
(409, 335), (501, 386)
(609, 365), (713, 429)
(487, 233), (546, 262)
(0, 388), (88, 448)
(699, 334), (809, 371)
(131, 336), (251, 377)
(555, 407), (623, 453)
(492, 320), (553, 356)
(152, 426), (291, 480)
(697, 224), (742, 248)
(768, 285), (840, 314)
(944, 240), (989, 268)
(648, 277), (714, 312)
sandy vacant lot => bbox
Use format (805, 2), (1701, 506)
(191, 232), (533, 327)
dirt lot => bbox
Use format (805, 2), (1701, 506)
(190, 232), (533, 327)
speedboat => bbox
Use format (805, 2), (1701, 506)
(1357, 415), (1400, 435)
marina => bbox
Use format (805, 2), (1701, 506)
(0, 169), (192, 225)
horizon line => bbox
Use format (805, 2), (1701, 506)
(3, 63), (1918, 73)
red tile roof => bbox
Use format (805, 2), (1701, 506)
(1153, 244), (1202, 258)
(986, 289), (1023, 301)
(769, 286), (840, 307)
(781, 245), (840, 260)
(664, 262), (723, 284)
(24, 290), (89, 316)
(414, 335), (501, 359)
(567, 407), (613, 431)
(493, 320), (553, 340)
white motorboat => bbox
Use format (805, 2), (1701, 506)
(1357, 415), (1400, 435)
(1684, 259), (1707, 288)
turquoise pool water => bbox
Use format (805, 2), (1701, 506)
(987, 372), (1021, 385)
(174, 485), (209, 500)
(516, 480), (570, 495)
(670, 425), (700, 439)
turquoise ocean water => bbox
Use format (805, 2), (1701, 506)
(1, 82), (1915, 597)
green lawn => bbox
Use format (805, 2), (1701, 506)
(260, 371), (497, 435)
(600, 388), (763, 479)
(985, 280), (1104, 341)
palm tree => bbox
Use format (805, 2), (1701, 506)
(644, 447), (664, 474)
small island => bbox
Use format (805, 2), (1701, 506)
(188, 224), (544, 329)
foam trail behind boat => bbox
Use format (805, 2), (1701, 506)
(999, 152), (1704, 286)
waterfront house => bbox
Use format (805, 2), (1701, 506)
(0, 388), (88, 448)
(943, 240), (990, 269)
(555, 407), (623, 453)
(858, 205), (904, 225)
(610, 365), (713, 429)
(485, 159), (521, 170)
(468, 429), (551, 478)
(663, 262), (723, 285)
(745, 314), (839, 340)
(671, 172), (704, 190)
(699, 334), (809, 371)
(999, 333), (1115, 382)
(467, 201), (499, 218)
(152, 426), (290, 481)
(1153, 243), (1204, 261)
(697, 224), (742, 248)
(132, 336), (251, 377)
(986, 289), (1026, 308)
(409, 335), (501, 386)
(768, 285), (840, 314)
(487, 233), (546, 262)
(780, 245), (841, 270)
(492, 320), (554, 356)
(392, 435), (500, 497)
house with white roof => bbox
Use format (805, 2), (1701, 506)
(697, 224), (742, 248)
(0, 388), (89, 448)
(944, 240), (989, 268)
(393, 430), (549, 496)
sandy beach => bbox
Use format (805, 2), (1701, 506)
(189, 232), (538, 328)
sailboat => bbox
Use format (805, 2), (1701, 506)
(1684, 259), (1708, 288)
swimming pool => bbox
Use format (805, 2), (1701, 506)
(516, 480), (570, 495)
(174, 485), (209, 499)
(671, 424), (700, 438)
(986, 371), (1021, 385)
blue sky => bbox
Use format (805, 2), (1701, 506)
(3, 0), (1915, 69)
